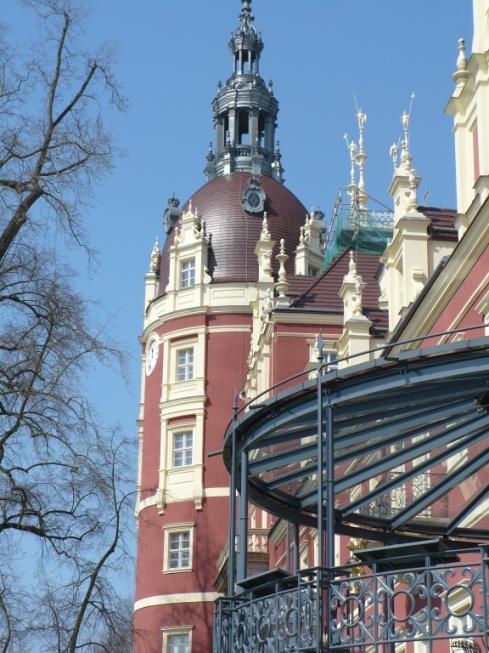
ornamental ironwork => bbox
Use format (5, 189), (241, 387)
(214, 547), (489, 653)
(329, 547), (489, 650)
(214, 571), (321, 653)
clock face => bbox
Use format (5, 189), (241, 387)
(247, 190), (261, 209)
(145, 340), (159, 376)
(243, 183), (266, 214)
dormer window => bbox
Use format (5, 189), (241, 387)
(180, 259), (196, 289)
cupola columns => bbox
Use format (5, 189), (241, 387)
(206, 0), (282, 181)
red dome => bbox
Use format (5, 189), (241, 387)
(159, 173), (307, 290)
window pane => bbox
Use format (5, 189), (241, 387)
(168, 634), (189, 653)
(173, 431), (193, 467)
(177, 348), (194, 381)
(180, 259), (196, 289)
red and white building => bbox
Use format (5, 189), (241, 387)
(133, 0), (489, 651)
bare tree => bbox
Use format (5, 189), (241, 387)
(0, 0), (123, 263)
(0, 2), (135, 650)
(26, 435), (135, 653)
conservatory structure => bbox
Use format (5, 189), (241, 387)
(214, 336), (489, 653)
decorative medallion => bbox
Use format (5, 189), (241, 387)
(242, 177), (266, 214)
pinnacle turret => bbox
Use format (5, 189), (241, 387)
(205, 0), (282, 181)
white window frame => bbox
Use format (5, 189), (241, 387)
(163, 523), (194, 573)
(173, 430), (193, 468)
(180, 258), (196, 289)
(162, 627), (193, 653)
(324, 349), (338, 371)
(176, 347), (194, 382)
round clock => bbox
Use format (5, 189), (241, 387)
(145, 339), (159, 376)
(242, 178), (267, 214)
(247, 190), (261, 209)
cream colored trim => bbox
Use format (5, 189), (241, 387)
(275, 331), (340, 338)
(207, 326), (251, 334)
(135, 494), (158, 517)
(204, 487), (230, 498)
(143, 306), (255, 339)
(134, 592), (221, 612)
(273, 313), (343, 326)
(162, 625), (194, 653)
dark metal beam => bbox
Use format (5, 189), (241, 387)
(334, 399), (476, 454)
(341, 424), (489, 518)
(389, 446), (489, 531)
(336, 413), (489, 493)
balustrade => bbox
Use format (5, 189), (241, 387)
(214, 547), (489, 653)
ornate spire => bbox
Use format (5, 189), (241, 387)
(237, 0), (257, 36)
(397, 94), (415, 174)
(344, 133), (358, 196)
(206, 0), (281, 180)
(356, 109), (368, 210)
(388, 96), (422, 221)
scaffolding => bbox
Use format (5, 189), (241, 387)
(323, 189), (394, 269)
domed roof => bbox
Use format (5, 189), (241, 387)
(159, 173), (308, 291)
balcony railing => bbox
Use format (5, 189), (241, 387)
(214, 569), (322, 653)
(214, 546), (489, 653)
(358, 471), (449, 521)
(216, 144), (271, 160)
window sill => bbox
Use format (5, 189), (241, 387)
(162, 567), (193, 575)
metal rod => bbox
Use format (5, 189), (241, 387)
(286, 518), (291, 573)
(227, 402), (238, 594)
(316, 336), (325, 569)
(223, 323), (489, 432)
(481, 545), (489, 652)
(237, 447), (248, 582)
(294, 523), (300, 573)
(315, 336), (324, 653)
(325, 394), (334, 571)
(325, 392), (334, 653)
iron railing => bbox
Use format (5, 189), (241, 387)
(358, 471), (449, 521)
(214, 546), (489, 653)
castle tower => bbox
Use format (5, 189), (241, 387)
(133, 3), (308, 651)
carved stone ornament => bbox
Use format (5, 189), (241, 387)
(150, 237), (160, 273)
(242, 176), (267, 214)
(163, 194), (181, 234)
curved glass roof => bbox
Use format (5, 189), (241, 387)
(223, 337), (489, 542)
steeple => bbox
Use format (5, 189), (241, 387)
(205, 0), (282, 181)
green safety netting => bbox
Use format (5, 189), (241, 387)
(323, 204), (394, 270)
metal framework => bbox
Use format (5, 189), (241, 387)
(215, 336), (489, 652)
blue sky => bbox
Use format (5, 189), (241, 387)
(2, 0), (474, 592)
